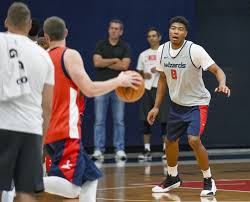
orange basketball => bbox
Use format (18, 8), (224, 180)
(115, 71), (145, 103)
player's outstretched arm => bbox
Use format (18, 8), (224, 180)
(64, 49), (142, 97)
(147, 72), (167, 125)
(208, 64), (231, 97)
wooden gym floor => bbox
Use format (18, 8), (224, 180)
(37, 156), (250, 202)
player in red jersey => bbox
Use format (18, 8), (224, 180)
(43, 16), (142, 202)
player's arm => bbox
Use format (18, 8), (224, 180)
(64, 49), (142, 97)
(108, 58), (131, 71)
(41, 83), (53, 140)
(154, 72), (167, 108)
(208, 64), (231, 96)
(147, 72), (167, 125)
(93, 54), (119, 68)
(191, 44), (231, 97)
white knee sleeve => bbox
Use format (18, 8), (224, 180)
(1, 189), (15, 202)
(43, 176), (80, 198)
(79, 180), (98, 202)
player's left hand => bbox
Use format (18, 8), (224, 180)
(215, 85), (231, 97)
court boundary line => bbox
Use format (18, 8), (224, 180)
(98, 183), (250, 193)
(99, 158), (250, 168)
(97, 198), (156, 201)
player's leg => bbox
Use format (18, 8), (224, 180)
(1, 188), (15, 202)
(188, 135), (209, 171)
(160, 123), (167, 160)
(44, 139), (102, 200)
(187, 105), (216, 196)
(43, 176), (80, 198)
(0, 130), (34, 202)
(79, 180), (98, 202)
(152, 103), (185, 193)
(14, 133), (44, 202)
(44, 139), (81, 198)
(79, 142), (102, 202)
(152, 138), (182, 193)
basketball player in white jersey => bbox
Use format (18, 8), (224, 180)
(147, 16), (230, 196)
(0, 2), (54, 202)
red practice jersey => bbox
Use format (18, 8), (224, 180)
(45, 47), (84, 144)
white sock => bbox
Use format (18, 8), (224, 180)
(145, 143), (150, 151)
(1, 189), (15, 202)
(201, 167), (212, 178)
(79, 180), (98, 202)
(43, 176), (80, 198)
(168, 165), (178, 177)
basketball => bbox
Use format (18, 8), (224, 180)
(115, 71), (145, 103)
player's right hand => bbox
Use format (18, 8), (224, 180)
(118, 71), (143, 90)
(147, 107), (159, 125)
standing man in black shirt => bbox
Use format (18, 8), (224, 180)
(92, 19), (131, 161)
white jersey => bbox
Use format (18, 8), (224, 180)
(136, 48), (160, 90)
(0, 32), (54, 135)
(156, 40), (214, 106)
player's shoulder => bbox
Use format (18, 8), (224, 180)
(189, 42), (209, 59)
(159, 41), (170, 49)
(64, 48), (82, 57)
(157, 43), (168, 53)
(63, 48), (83, 64)
(190, 42), (205, 52)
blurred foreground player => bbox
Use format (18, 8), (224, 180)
(0, 2), (54, 202)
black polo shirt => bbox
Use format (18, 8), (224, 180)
(93, 39), (131, 81)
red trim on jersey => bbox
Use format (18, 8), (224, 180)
(199, 105), (208, 135)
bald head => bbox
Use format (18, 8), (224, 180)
(6, 2), (31, 31)
(43, 16), (66, 41)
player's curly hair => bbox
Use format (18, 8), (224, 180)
(169, 16), (189, 30)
